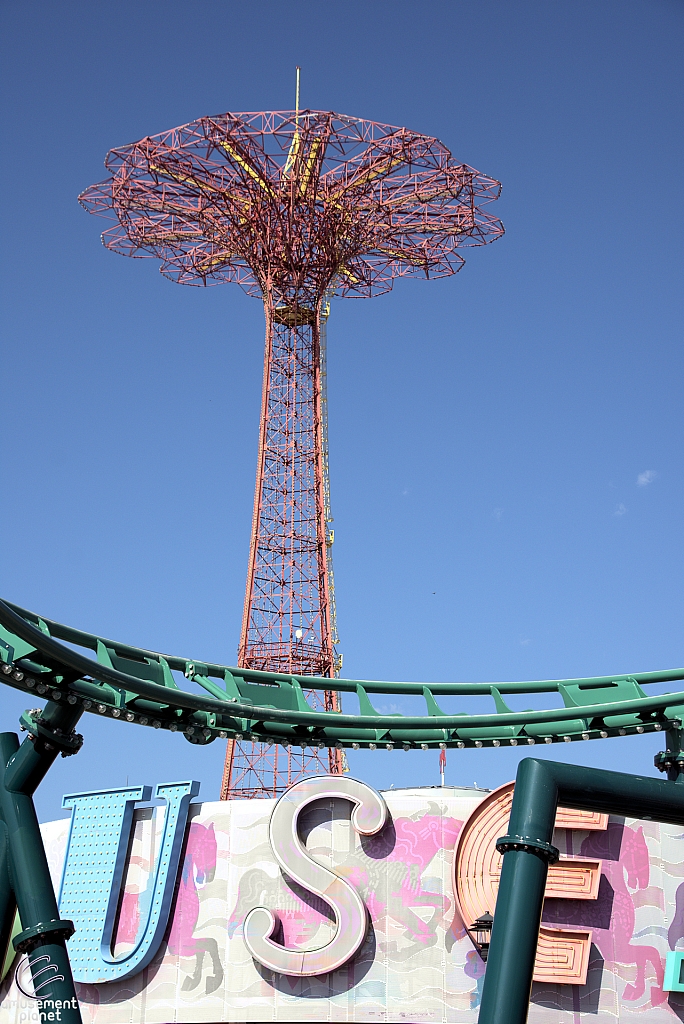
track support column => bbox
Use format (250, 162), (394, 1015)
(0, 703), (83, 1022)
(654, 725), (684, 781)
(477, 758), (558, 1024)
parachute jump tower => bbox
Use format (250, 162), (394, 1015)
(80, 90), (504, 798)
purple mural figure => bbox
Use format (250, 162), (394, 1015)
(167, 822), (223, 994)
(583, 823), (665, 1006)
(113, 821), (223, 993)
(544, 822), (665, 1007)
(359, 812), (463, 955)
(668, 878), (684, 951)
(464, 948), (485, 1008)
(116, 874), (143, 947)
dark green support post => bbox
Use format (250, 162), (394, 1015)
(478, 758), (684, 1024)
(654, 725), (684, 781)
(477, 758), (558, 1023)
(0, 701), (83, 1023)
(0, 815), (16, 975)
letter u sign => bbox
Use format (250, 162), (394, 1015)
(59, 782), (199, 983)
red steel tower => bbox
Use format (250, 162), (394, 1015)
(80, 104), (503, 798)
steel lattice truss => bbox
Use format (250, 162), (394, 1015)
(79, 109), (504, 304)
(80, 109), (504, 798)
(238, 318), (334, 678)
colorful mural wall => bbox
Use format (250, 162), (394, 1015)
(1, 782), (683, 1023)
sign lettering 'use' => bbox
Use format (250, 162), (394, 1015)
(53, 773), (640, 993)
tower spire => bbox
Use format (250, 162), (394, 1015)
(295, 66), (300, 122)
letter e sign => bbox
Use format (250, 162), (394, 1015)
(453, 782), (607, 985)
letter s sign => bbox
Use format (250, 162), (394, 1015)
(244, 775), (387, 976)
(454, 781), (607, 985)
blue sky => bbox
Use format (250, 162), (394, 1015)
(1, 0), (683, 822)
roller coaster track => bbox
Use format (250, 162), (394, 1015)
(1, 597), (683, 753)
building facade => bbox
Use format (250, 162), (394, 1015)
(0, 781), (680, 1022)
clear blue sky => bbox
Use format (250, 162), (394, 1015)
(1, 0), (682, 822)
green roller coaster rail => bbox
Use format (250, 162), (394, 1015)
(2, 598), (684, 752)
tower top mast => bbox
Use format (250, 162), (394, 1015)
(295, 66), (300, 124)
